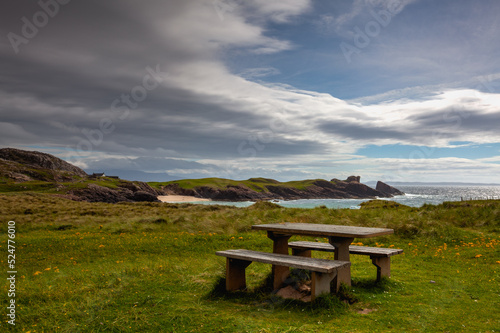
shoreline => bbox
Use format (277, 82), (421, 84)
(158, 195), (211, 203)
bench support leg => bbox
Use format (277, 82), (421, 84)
(267, 232), (292, 290)
(329, 237), (354, 287)
(311, 271), (337, 300)
(226, 258), (251, 291)
(291, 248), (312, 257)
(371, 256), (390, 281)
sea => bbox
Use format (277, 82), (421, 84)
(182, 185), (500, 209)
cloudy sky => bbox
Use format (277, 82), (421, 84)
(2, 0), (500, 183)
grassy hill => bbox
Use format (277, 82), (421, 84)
(151, 176), (391, 201)
(150, 177), (322, 192)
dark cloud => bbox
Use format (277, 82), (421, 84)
(317, 120), (410, 141)
(84, 156), (217, 172)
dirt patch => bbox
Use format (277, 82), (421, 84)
(356, 308), (377, 314)
(276, 283), (312, 302)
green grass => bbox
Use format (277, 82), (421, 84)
(151, 177), (328, 193)
(0, 177), (131, 194)
(0, 194), (499, 332)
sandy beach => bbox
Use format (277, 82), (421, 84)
(158, 195), (211, 203)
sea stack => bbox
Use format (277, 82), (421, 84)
(376, 181), (405, 196)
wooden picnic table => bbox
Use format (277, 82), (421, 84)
(251, 223), (394, 287)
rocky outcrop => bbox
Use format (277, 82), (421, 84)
(71, 184), (131, 203)
(345, 176), (361, 183)
(0, 148), (160, 203)
(163, 183), (267, 201)
(0, 148), (87, 182)
(163, 176), (404, 201)
(376, 181), (405, 196)
(70, 181), (161, 203)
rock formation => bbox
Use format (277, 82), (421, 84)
(163, 176), (404, 201)
(70, 183), (160, 203)
(0, 148), (87, 181)
(376, 181), (405, 196)
(345, 176), (361, 183)
(0, 148), (160, 203)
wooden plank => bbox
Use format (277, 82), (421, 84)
(288, 241), (403, 257)
(216, 249), (350, 274)
(290, 241), (336, 252)
(225, 258), (251, 290)
(252, 223), (394, 238)
(350, 245), (403, 257)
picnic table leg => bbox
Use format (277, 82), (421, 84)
(291, 248), (312, 257)
(225, 258), (251, 291)
(311, 271), (337, 300)
(371, 256), (390, 281)
(267, 231), (291, 290)
(329, 236), (354, 287)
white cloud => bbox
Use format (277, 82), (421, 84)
(318, 0), (419, 37)
(252, 0), (311, 22)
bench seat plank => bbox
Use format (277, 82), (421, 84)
(288, 241), (403, 257)
(216, 249), (349, 273)
(288, 241), (403, 281)
(216, 249), (351, 299)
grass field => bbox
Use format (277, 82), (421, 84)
(1, 193), (499, 332)
(150, 177), (325, 193)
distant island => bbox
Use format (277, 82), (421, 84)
(0, 148), (404, 203)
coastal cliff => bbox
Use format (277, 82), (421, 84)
(158, 176), (404, 201)
(1, 148), (405, 203)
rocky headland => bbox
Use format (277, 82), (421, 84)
(0, 148), (161, 203)
(161, 176), (404, 201)
(0, 148), (404, 203)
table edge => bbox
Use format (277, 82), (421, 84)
(251, 223), (394, 238)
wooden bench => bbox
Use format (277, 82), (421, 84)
(288, 241), (403, 281)
(216, 249), (351, 300)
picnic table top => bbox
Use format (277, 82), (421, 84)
(251, 223), (394, 238)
